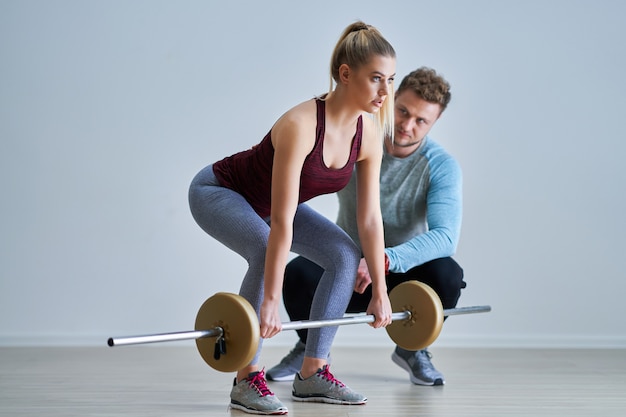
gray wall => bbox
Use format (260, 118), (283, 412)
(2, 0), (625, 348)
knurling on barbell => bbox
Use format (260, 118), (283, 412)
(107, 281), (491, 373)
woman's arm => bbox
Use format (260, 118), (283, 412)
(261, 104), (315, 339)
(355, 120), (392, 328)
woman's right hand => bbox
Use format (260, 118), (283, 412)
(259, 299), (283, 339)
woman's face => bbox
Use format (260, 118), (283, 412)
(347, 54), (396, 113)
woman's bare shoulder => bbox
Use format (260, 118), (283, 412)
(273, 98), (318, 134)
(280, 99), (317, 122)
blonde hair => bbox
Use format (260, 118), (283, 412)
(328, 21), (396, 139)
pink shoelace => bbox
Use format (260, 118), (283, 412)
(247, 369), (274, 397)
(318, 365), (345, 387)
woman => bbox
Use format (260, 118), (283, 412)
(189, 21), (396, 414)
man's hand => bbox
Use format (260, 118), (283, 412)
(354, 258), (372, 294)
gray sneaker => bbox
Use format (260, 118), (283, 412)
(229, 369), (288, 415)
(391, 346), (445, 386)
(266, 341), (305, 381)
(292, 365), (367, 405)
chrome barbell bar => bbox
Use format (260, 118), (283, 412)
(108, 305), (491, 347)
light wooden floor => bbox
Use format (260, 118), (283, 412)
(1, 345), (625, 416)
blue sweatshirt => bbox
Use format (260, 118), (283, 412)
(336, 137), (462, 273)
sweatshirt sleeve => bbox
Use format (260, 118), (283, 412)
(385, 156), (462, 273)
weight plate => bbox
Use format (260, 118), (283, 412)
(195, 292), (259, 372)
(386, 281), (443, 350)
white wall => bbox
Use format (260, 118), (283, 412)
(1, 0), (625, 349)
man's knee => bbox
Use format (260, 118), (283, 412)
(404, 257), (466, 309)
(432, 258), (465, 307)
(442, 258), (465, 287)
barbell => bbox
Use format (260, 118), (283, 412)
(108, 281), (491, 372)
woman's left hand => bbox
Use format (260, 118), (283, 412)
(365, 293), (393, 328)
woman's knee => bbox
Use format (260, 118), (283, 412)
(333, 237), (361, 269)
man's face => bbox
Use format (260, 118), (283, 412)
(388, 89), (442, 157)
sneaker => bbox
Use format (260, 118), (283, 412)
(292, 365), (367, 405)
(391, 346), (445, 386)
(266, 341), (305, 381)
(229, 369), (288, 415)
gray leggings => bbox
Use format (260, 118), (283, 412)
(188, 164), (360, 365)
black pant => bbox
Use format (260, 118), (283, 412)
(283, 256), (467, 343)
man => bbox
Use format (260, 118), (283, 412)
(267, 67), (465, 386)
